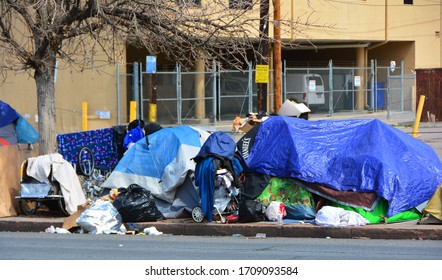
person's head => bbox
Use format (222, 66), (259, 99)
(144, 122), (163, 135)
(127, 119), (145, 131)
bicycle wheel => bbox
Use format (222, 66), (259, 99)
(77, 146), (95, 176)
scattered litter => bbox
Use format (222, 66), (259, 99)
(125, 222), (140, 233)
(102, 229), (124, 235)
(45, 225), (71, 234)
(143, 226), (163, 235)
(255, 233), (266, 238)
(45, 226), (55, 233)
(232, 234), (242, 237)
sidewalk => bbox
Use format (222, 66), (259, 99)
(1, 213), (442, 240)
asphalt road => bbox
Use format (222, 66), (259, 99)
(1, 232), (442, 260)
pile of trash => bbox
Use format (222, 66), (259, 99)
(49, 184), (165, 235)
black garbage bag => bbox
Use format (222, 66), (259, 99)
(113, 184), (164, 222)
(238, 199), (265, 223)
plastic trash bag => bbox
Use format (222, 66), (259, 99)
(113, 184), (164, 222)
(265, 201), (286, 221)
(315, 206), (369, 227)
(239, 199), (265, 223)
(76, 199), (122, 234)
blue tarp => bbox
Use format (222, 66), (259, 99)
(245, 116), (442, 217)
(193, 131), (237, 162)
(0, 100), (38, 145)
(102, 125), (209, 203)
(0, 100), (19, 127)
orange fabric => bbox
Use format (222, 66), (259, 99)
(0, 138), (11, 146)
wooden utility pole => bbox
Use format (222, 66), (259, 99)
(273, 0), (282, 112)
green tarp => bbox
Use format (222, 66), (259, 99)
(332, 199), (421, 224)
(257, 177), (316, 220)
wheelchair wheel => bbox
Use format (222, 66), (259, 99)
(191, 206), (204, 223)
(77, 146), (95, 176)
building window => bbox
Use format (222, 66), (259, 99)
(404, 0), (413, 4)
(229, 0), (253, 10)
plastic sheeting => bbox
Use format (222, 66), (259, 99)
(246, 116), (442, 217)
(193, 131), (237, 162)
(76, 200), (122, 234)
(102, 125), (210, 203)
(0, 100), (38, 145)
(0, 100), (19, 127)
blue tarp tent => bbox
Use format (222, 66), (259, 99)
(102, 125), (210, 204)
(245, 116), (442, 217)
(0, 100), (39, 146)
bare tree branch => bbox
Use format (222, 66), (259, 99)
(0, 0), (332, 154)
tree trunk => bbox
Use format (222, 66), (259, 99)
(35, 66), (57, 155)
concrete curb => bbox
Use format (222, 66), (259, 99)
(1, 217), (442, 240)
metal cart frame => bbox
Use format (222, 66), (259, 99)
(15, 159), (69, 216)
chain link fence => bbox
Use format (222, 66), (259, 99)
(117, 60), (415, 125)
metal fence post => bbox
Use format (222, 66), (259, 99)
(213, 61), (217, 123)
(116, 63), (121, 125)
(217, 62), (221, 122)
(139, 62), (144, 120)
(283, 60), (286, 102)
(177, 63), (182, 125)
(248, 62), (253, 114)
(401, 60), (404, 112)
(374, 59), (378, 112)
(328, 59), (333, 116)
(387, 66), (391, 120)
(370, 59), (375, 113)
(132, 62), (139, 119)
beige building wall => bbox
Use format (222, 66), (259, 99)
(279, 0), (441, 70)
(286, 0), (386, 41)
(1, 61), (128, 134)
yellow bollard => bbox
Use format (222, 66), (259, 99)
(412, 95), (426, 138)
(129, 101), (136, 123)
(82, 101), (88, 131)
(149, 103), (157, 123)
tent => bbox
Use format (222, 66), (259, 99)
(101, 125), (210, 217)
(0, 100), (39, 146)
(237, 122), (380, 212)
(244, 116), (442, 218)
